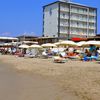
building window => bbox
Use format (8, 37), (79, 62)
(77, 22), (79, 26)
(49, 8), (52, 16)
(63, 13), (65, 18)
(53, 35), (55, 37)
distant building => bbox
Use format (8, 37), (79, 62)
(87, 34), (100, 41)
(16, 35), (38, 42)
(0, 37), (18, 43)
(17, 35), (58, 44)
(43, 0), (97, 40)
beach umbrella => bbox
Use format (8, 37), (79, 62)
(29, 44), (42, 49)
(19, 44), (29, 48)
(41, 43), (57, 48)
(77, 41), (87, 47)
(83, 41), (100, 47)
(54, 42), (62, 46)
(59, 40), (77, 46)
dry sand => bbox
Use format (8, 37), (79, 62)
(0, 55), (100, 100)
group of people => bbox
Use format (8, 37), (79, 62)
(0, 44), (100, 62)
(83, 45), (99, 61)
(41, 45), (100, 62)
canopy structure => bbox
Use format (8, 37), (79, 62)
(71, 37), (87, 42)
(22, 41), (38, 44)
(0, 37), (18, 40)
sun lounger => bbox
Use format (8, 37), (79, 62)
(95, 56), (100, 61)
(53, 56), (67, 63)
(83, 55), (100, 61)
(41, 51), (48, 59)
(15, 52), (24, 57)
(24, 53), (37, 58)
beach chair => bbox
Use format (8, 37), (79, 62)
(24, 52), (37, 58)
(83, 55), (100, 61)
(41, 51), (48, 59)
(95, 55), (100, 61)
(53, 56), (67, 63)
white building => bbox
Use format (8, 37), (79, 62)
(43, 0), (97, 40)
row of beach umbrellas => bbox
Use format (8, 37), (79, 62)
(54, 40), (100, 47)
(19, 43), (57, 49)
(18, 40), (100, 49)
(0, 40), (100, 48)
(77, 41), (100, 47)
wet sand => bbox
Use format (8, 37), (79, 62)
(0, 61), (79, 100)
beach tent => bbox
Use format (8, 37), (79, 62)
(22, 41), (38, 44)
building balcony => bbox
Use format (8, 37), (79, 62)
(89, 20), (96, 23)
(60, 31), (68, 34)
(88, 34), (95, 36)
(60, 16), (69, 20)
(60, 24), (69, 27)
(70, 10), (88, 15)
(89, 27), (96, 30)
(70, 32), (87, 36)
(70, 25), (87, 29)
(89, 13), (96, 16)
(70, 18), (87, 22)
(60, 9), (69, 12)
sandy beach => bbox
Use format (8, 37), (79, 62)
(0, 55), (100, 100)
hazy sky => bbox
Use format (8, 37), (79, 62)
(0, 0), (99, 37)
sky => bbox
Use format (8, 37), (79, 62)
(0, 0), (99, 37)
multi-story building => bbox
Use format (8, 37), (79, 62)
(43, 0), (97, 40)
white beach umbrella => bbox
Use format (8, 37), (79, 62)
(54, 42), (62, 46)
(83, 41), (100, 47)
(77, 41), (87, 47)
(29, 44), (42, 49)
(19, 44), (29, 48)
(41, 43), (57, 48)
(60, 40), (77, 46)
